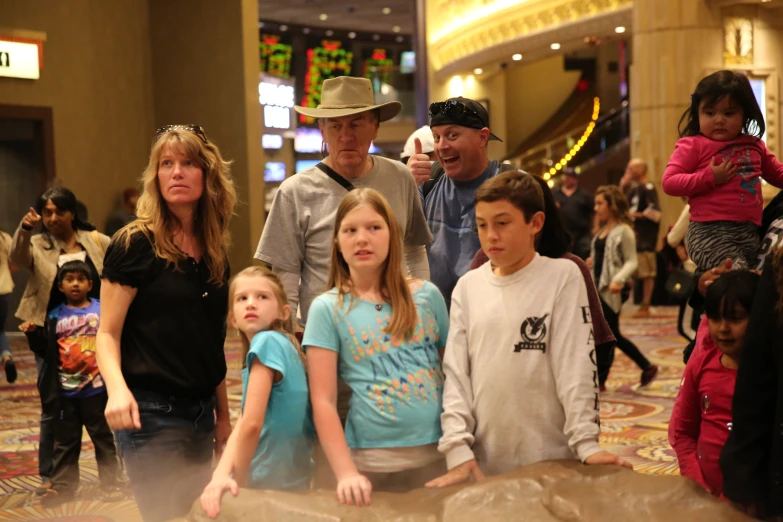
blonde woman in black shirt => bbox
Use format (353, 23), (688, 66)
(97, 125), (237, 522)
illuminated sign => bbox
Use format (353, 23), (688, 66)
(262, 134), (284, 149)
(259, 34), (292, 78)
(363, 48), (393, 84)
(300, 40), (353, 124)
(259, 73), (296, 132)
(0, 40), (39, 80)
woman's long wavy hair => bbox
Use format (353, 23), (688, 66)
(117, 129), (237, 285)
(595, 185), (633, 228)
(228, 266), (306, 369)
(327, 188), (417, 339)
(35, 187), (96, 250)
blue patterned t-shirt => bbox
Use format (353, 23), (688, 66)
(302, 281), (449, 449)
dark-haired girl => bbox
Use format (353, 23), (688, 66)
(669, 270), (758, 499)
(662, 70), (783, 271)
(10, 186), (110, 494)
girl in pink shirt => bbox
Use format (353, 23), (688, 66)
(662, 70), (783, 270)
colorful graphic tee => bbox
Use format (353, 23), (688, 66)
(302, 281), (449, 449)
(49, 298), (104, 397)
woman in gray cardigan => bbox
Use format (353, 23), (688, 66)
(589, 185), (657, 390)
(11, 187), (110, 494)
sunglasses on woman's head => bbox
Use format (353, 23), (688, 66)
(154, 124), (208, 143)
(428, 100), (481, 119)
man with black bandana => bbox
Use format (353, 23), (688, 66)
(408, 97), (517, 308)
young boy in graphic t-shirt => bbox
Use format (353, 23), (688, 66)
(41, 260), (121, 505)
(427, 171), (631, 487)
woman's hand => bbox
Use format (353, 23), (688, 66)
(585, 257), (594, 269)
(585, 450), (633, 470)
(214, 415), (232, 459)
(698, 258), (732, 296)
(336, 473), (373, 507)
(21, 207), (41, 230)
(105, 386), (141, 430)
(18, 321), (36, 334)
(609, 281), (624, 294)
(425, 459), (485, 488)
(200, 474), (239, 519)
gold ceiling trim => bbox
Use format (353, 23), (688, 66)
(429, 0), (632, 72)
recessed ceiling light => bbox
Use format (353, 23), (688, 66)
(348, 31), (356, 39)
(551, 42), (561, 50)
(325, 29), (334, 36)
(512, 53), (522, 61)
(393, 26), (401, 33)
(395, 36), (404, 42)
(372, 34), (380, 41)
(382, 7), (391, 14)
(615, 26), (626, 33)
(258, 22), (264, 28)
(473, 68), (483, 75)
(303, 27), (310, 34)
(319, 13), (328, 21)
(280, 24), (288, 31)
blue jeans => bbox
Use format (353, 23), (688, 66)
(116, 390), (215, 522)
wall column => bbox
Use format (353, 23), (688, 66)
(631, 0), (723, 231)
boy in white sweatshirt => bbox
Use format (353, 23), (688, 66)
(427, 171), (631, 487)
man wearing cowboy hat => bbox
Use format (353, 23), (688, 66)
(407, 96), (517, 308)
(254, 76), (431, 327)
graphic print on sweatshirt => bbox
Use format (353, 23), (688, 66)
(344, 313), (444, 421)
(54, 299), (103, 394)
(515, 314), (550, 353)
(715, 142), (764, 202)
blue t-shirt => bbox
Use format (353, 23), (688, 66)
(242, 331), (314, 490)
(49, 298), (104, 398)
(422, 160), (500, 308)
(302, 281), (449, 449)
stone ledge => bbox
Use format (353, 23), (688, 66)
(185, 459), (753, 521)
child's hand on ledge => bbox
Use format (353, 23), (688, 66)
(425, 459), (485, 488)
(585, 451), (633, 470)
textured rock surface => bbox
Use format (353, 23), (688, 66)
(186, 460), (753, 521)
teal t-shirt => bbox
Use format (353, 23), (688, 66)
(302, 281), (449, 449)
(242, 330), (314, 490)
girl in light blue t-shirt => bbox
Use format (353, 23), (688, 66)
(200, 267), (313, 519)
(304, 188), (449, 508)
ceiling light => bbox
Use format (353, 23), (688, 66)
(512, 53), (522, 61)
(547, 180), (555, 188)
(279, 24), (288, 31)
(396, 36), (404, 42)
(382, 7), (391, 14)
(372, 34), (380, 41)
(325, 29), (333, 36)
(258, 22), (264, 28)
(615, 26), (626, 33)
(473, 68), (483, 75)
(319, 13), (328, 21)
(348, 31), (356, 39)
(550, 43), (561, 50)
(393, 26), (401, 33)
(303, 27), (310, 33)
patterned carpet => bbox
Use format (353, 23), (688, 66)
(0, 306), (687, 520)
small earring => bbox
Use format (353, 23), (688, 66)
(236, 328), (241, 337)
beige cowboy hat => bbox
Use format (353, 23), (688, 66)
(294, 76), (402, 122)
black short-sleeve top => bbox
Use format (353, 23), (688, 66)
(101, 231), (229, 399)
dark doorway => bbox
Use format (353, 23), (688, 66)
(0, 105), (55, 332)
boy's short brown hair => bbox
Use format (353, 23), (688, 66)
(475, 170), (544, 221)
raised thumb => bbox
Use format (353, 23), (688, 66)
(414, 137), (422, 156)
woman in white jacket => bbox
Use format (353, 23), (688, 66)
(589, 185), (658, 390)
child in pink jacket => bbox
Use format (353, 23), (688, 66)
(662, 70), (783, 270)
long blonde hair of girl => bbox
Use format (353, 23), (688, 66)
(596, 185), (633, 227)
(327, 188), (417, 339)
(228, 266), (306, 369)
(117, 129), (237, 286)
